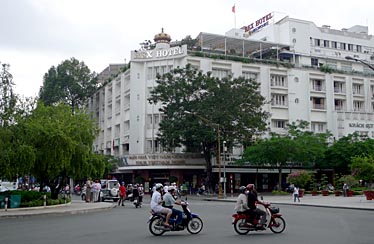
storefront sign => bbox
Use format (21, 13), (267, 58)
(349, 123), (374, 128)
(241, 12), (273, 33)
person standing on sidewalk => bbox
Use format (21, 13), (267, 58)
(343, 183), (349, 197)
(118, 182), (126, 206)
(85, 179), (92, 202)
(293, 185), (300, 202)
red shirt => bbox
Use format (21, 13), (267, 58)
(119, 185), (126, 197)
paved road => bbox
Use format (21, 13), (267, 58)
(0, 197), (373, 244)
(1, 193), (373, 219)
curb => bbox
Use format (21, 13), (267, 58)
(203, 197), (374, 211)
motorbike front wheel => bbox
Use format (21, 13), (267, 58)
(269, 216), (286, 234)
(149, 216), (166, 236)
(233, 219), (250, 235)
(187, 217), (203, 234)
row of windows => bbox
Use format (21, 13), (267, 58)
(272, 120), (326, 132)
(311, 37), (363, 53)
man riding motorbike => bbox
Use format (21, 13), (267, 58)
(246, 184), (267, 230)
(163, 186), (184, 228)
(150, 183), (173, 228)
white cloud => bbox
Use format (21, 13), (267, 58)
(1, 0), (373, 97)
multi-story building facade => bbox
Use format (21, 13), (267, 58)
(88, 15), (374, 192)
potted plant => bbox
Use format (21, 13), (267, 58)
(363, 190), (374, 200)
(334, 190), (342, 196)
(320, 174), (329, 196)
(310, 175), (319, 196)
(287, 170), (312, 197)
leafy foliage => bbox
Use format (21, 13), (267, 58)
(351, 155), (374, 184)
(324, 133), (374, 174)
(0, 63), (18, 127)
(149, 64), (268, 188)
(39, 57), (98, 113)
(286, 170), (312, 188)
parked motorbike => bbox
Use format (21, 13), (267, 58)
(232, 201), (286, 235)
(148, 201), (203, 236)
(133, 196), (142, 208)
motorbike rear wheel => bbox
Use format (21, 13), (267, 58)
(233, 219), (250, 235)
(149, 216), (166, 236)
(187, 217), (203, 234)
(269, 216), (286, 234)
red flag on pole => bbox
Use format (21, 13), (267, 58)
(232, 4), (235, 13)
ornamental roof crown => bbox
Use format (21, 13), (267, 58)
(154, 28), (171, 44)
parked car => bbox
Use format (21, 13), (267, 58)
(100, 179), (120, 202)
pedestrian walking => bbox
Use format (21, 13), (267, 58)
(343, 183), (349, 197)
(293, 185), (300, 202)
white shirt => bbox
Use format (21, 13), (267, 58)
(151, 190), (163, 212)
(293, 187), (299, 195)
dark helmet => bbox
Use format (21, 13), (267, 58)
(239, 186), (246, 193)
(246, 184), (254, 190)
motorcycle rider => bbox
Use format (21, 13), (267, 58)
(163, 186), (184, 228)
(151, 183), (173, 228)
(235, 186), (251, 226)
(246, 184), (267, 230)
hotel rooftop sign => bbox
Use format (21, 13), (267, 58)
(131, 45), (187, 60)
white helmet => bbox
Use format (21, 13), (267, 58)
(155, 183), (163, 191)
(168, 186), (175, 191)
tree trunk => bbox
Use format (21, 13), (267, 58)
(278, 167), (283, 190)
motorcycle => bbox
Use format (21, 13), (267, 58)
(148, 201), (203, 236)
(232, 202), (286, 235)
(133, 196), (142, 208)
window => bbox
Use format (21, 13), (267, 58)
(352, 84), (363, 95)
(212, 68), (229, 79)
(332, 41), (338, 48)
(357, 45), (362, 52)
(323, 40), (329, 48)
(272, 120), (287, 129)
(334, 99), (344, 111)
(314, 39), (320, 46)
(312, 97), (325, 109)
(334, 81), (345, 93)
(271, 94), (288, 106)
(270, 75), (287, 87)
(348, 44), (353, 51)
(242, 71), (257, 81)
(340, 43), (346, 50)
(311, 122), (325, 133)
(311, 58), (318, 67)
(353, 101), (364, 111)
(311, 79), (324, 91)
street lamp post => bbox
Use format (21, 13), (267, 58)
(223, 140), (227, 199)
(184, 111), (223, 198)
(345, 56), (374, 71)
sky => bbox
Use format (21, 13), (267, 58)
(1, 0), (373, 98)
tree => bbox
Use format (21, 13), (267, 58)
(22, 103), (106, 198)
(149, 64), (268, 190)
(0, 62), (17, 127)
(39, 58), (98, 113)
(324, 133), (374, 174)
(351, 155), (374, 185)
(244, 135), (297, 188)
(243, 121), (329, 188)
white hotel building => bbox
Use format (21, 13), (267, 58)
(88, 14), (374, 191)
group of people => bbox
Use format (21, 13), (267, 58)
(234, 184), (267, 230)
(117, 182), (144, 206)
(84, 179), (102, 203)
(150, 183), (185, 228)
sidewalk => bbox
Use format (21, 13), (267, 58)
(1, 194), (373, 219)
(203, 194), (374, 211)
(0, 200), (115, 219)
